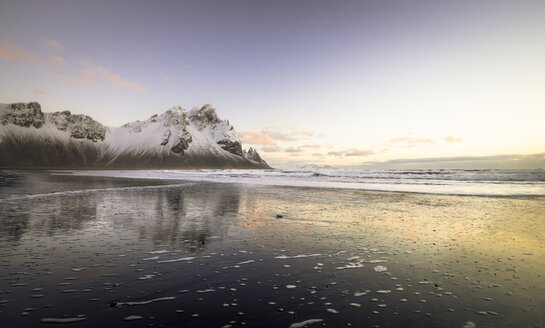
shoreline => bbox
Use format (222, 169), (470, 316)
(4, 168), (544, 199)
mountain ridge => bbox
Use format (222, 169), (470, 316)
(0, 102), (269, 169)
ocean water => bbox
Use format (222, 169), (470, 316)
(65, 168), (545, 196)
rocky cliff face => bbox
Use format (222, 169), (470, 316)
(1, 102), (45, 128)
(0, 102), (269, 169)
(47, 110), (107, 142)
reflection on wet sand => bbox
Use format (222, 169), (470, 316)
(0, 183), (242, 249)
(0, 172), (544, 328)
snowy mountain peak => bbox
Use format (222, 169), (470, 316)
(188, 104), (221, 129)
(0, 102), (269, 169)
(243, 147), (266, 165)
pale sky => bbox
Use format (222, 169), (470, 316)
(1, 0), (544, 168)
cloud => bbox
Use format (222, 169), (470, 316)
(32, 89), (48, 95)
(285, 124), (296, 131)
(44, 39), (63, 53)
(345, 149), (375, 157)
(0, 42), (145, 93)
(356, 153), (545, 169)
(49, 55), (67, 69)
(387, 135), (463, 146)
(96, 66), (146, 92)
(262, 130), (298, 141)
(262, 144), (321, 154)
(300, 144), (321, 149)
(388, 137), (434, 145)
(388, 137), (409, 143)
(0, 42), (66, 70)
(285, 147), (303, 153)
(444, 136), (462, 143)
(283, 124), (315, 137)
(383, 135), (463, 150)
(51, 60), (146, 92)
(241, 127), (320, 146)
(328, 148), (375, 157)
(261, 146), (281, 152)
(239, 131), (276, 145)
(298, 130), (314, 136)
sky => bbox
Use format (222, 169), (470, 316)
(1, 0), (544, 168)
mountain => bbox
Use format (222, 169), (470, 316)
(0, 102), (269, 169)
(274, 163), (337, 171)
(294, 164), (337, 170)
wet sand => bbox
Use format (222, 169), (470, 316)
(0, 171), (544, 327)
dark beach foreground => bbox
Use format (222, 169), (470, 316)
(0, 171), (544, 328)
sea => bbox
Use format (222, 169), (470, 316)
(64, 168), (545, 197)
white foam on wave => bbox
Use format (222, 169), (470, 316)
(157, 257), (196, 263)
(236, 260), (255, 265)
(222, 259), (255, 269)
(336, 262), (365, 270)
(62, 169), (545, 197)
(143, 256), (160, 261)
(0, 183), (189, 203)
(275, 254), (321, 259)
(196, 288), (216, 293)
(139, 274), (155, 280)
(289, 319), (324, 328)
(150, 250), (170, 254)
(117, 296), (175, 306)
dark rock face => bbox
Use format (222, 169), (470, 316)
(170, 135), (192, 154)
(47, 110), (107, 142)
(67, 115), (107, 141)
(189, 104), (221, 129)
(217, 139), (243, 156)
(161, 130), (171, 146)
(162, 107), (189, 128)
(1, 102), (45, 128)
(48, 110), (72, 130)
(156, 107), (192, 154)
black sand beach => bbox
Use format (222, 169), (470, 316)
(0, 171), (544, 327)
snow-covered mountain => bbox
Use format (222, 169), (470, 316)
(0, 102), (269, 169)
(294, 164), (337, 170)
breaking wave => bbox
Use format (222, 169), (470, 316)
(61, 168), (545, 197)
